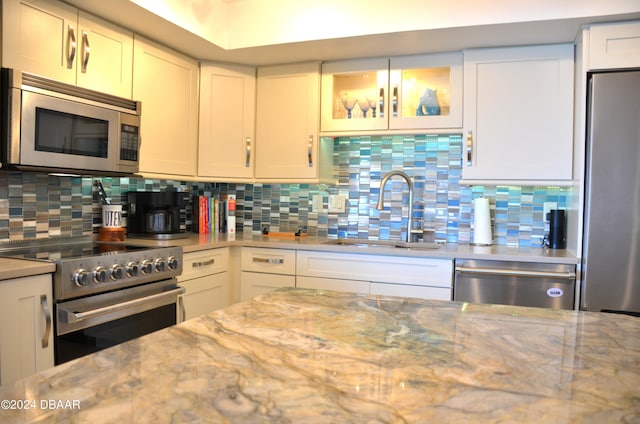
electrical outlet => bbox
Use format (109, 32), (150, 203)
(543, 202), (557, 222)
(328, 194), (346, 213)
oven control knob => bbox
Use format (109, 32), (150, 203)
(111, 264), (125, 280)
(73, 269), (91, 287)
(126, 262), (140, 277)
(141, 260), (154, 275)
(93, 266), (109, 283)
(167, 256), (179, 270)
(154, 258), (167, 272)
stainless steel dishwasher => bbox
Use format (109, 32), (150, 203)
(454, 259), (576, 310)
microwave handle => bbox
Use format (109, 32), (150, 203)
(67, 25), (77, 69)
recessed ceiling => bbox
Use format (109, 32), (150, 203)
(64, 0), (640, 65)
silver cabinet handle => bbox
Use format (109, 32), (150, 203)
(253, 257), (284, 264)
(67, 25), (77, 69)
(466, 131), (473, 166)
(192, 258), (215, 268)
(81, 30), (90, 73)
(65, 287), (185, 323)
(455, 265), (576, 279)
(308, 135), (314, 168)
(392, 86), (398, 117)
(40, 295), (51, 349)
(178, 296), (186, 323)
(379, 87), (385, 118)
(245, 137), (252, 167)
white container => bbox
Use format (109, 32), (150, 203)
(472, 198), (492, 245)
(102, 204), (123, 228)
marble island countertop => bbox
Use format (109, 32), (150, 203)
(1, 288), (638, 423)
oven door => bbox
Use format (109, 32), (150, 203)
(55, 280), (185, 364)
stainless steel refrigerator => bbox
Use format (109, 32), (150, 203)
(582, 70), (640, 314)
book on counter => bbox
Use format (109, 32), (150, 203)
(192, 194), (236, 236)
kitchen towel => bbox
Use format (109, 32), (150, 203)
(473, 197), (492, 245)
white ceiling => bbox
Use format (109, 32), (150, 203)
(64, 0), (640, 65)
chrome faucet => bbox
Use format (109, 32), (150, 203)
(375, 170), (414, 243)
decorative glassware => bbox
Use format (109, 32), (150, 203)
(357, 98), (370, 118)
(367, 96), (377, 118)
(340, 92), (357, 119)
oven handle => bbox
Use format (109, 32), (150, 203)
(65, 287), (185, 324)
(455, 265), (576, 279)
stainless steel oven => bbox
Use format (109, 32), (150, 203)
(0, 237), (183, 365)
(55, 279), (183, 364)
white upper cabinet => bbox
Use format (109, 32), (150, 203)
(589, 20), (640, 70)
(461, 44), (574, 184)
(321, 52), (463, 133)
(199, 64), (256, 180)
(3, 0), (133, 98)
(256, 62), (333, 183)
(133, 36), (199, 178)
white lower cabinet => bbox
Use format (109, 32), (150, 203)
(296, 276), (370, 294)
(296, 250), (453, 301)
(0, 274), (54, 386)
(240, 248), (296, 301)
(177, 248), (230, 322)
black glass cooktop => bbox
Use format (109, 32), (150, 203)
(0, 238), (150, 262)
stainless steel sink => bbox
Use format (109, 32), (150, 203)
(322, 239), (442, 250)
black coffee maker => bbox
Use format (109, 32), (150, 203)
(545, 209), (566, 249)
(128, 191), (188, 239)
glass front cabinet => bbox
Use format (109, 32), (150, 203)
(321, 52), (463, 132)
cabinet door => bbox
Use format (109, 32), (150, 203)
(320, 58), (390, 132)
(389, 52), (463, 130)
(296, 275), (370, 294)
(256, 63), (326, 182)
(0, 274), (54, 386)
(133, 36), (199, 178)
(370, 282), (451, 301)
(462, 44), (574, 183)
(76, 12), (133, 98)
(199, 64), (256, 180)
(2, 0), (78, 85)
(240, 272), (295, 302)
(178, 272), (229, 322)
(589, 21), (640, 70)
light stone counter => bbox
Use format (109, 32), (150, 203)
(0, 258), (56, 281)
(125, 232), (579, 264)
(1, 288), (637, 423)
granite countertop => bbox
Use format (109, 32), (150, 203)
(0, 233), (578, 280)
(0, 258), (56, 281)
(1, 288), (637, 423)
(125, 233), (579, 264)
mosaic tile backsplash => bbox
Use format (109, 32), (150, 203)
(0, 134), (570, 246)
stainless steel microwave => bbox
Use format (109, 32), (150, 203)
(1, 68), (141, 175)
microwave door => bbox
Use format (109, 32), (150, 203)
(19, 91), (119, 172)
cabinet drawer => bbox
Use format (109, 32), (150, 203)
(590, 21), (640, 70)
(297, 251), (453, 287)
(178, 248), (229, 281)
(241, 248), (296, 275)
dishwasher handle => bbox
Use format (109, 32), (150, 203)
(455, 265), (575, 279)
